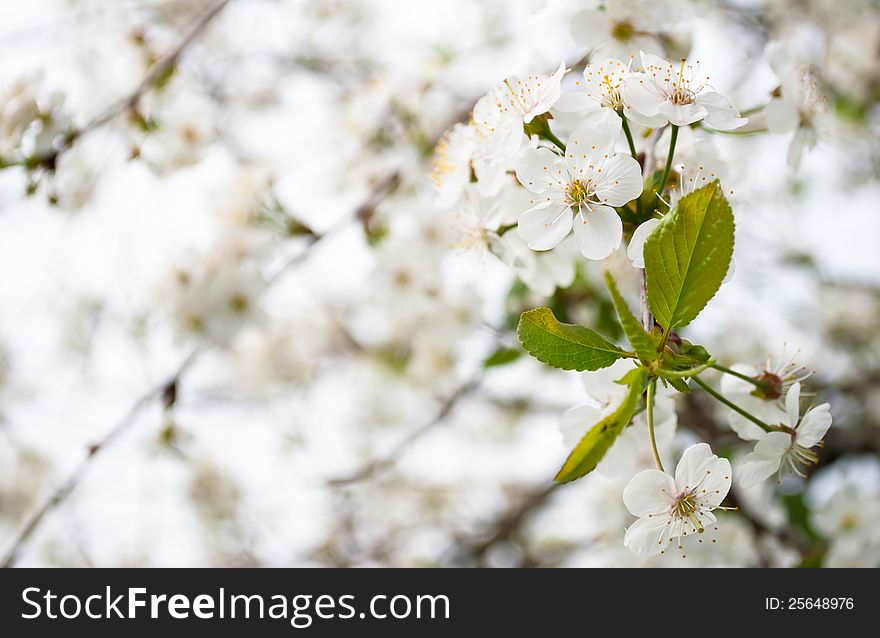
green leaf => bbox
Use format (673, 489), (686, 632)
(555, 367), (649, 483)
(604, 271), (660, 362)
(517, 307), (630, 372)
(644, 180), (734, 331)
(483, 346), (523, 368)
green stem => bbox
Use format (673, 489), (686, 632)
(703, 127), (769, 136)
(692, 376), (773, 432)
(620, 115), (642, 218)
(657, 124), (678, 198)
(621, 115), (638, 160)
(646, 379), (665, 472)
(710, 363), (762, 388)
(542, 128), (566, 154)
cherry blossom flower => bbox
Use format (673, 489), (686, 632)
(764, 42), (830, 169)
(738, 383), (832, 488)
(499, 60), (567, 124)
(569, 1), (669, 64)
(432, 122), (477, 207)
(623, 443), (732, 556)
(722, 353), (812, 440)
(554, 57), (634, 136)
(623, 52), (746, 130)
(491, 232), (577, 297)
(514, 126), (642, 259)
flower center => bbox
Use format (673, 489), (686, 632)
(752, 371), (784, 401)
(611, 20), (635, 42)
(565, 179), (592, 206)
(673, 491), (697, 518)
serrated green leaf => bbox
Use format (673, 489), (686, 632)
(483, 346), (522, 368)
(555, 367), (649, 482)
(517, 307), (630, 372)
(644, 180), (734, 331)
(663, 376), (691, 393)
(604, 271), (660, 362)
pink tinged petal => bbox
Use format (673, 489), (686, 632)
(623, 469), (675, 517)
(515, 147), (566, 194)
(764, 98), (799, 134)
(560, 404), (603, 450)
(592, 153), (643, 206)
(624, 515), (673, 556)
(572, 205), (622, 260)
(674, 443), (718, 491)
(697, 91), (747, 130)
(785, 382), (801, 428)
(518, 204), (572, 251)
(795, 404), (832, 448)
(627, 218), (660, 268)
(658, 100), (708, 127)
(738, 432), (791, 488)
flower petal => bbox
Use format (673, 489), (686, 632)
(658, 100), (708, 127)
(795, 404), (832, 448)
(627, 218), (660, 269)
(559, 403), (603, 450)
(764, 97), (799, 134)
(623, 469), (675, 517)
(674, 443), (717, 492)
(592, 153), (643, 207)
(624, 515), (672, 556)
(517, 204), (572, 251)
(572, 205), (622, 260)
(738, 432), (791, 488)
(515, 147), (565, 194)
(785, 382), (801, 428)
(698, 91), (746, 130)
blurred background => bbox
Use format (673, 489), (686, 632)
(1, 0), (879, 567)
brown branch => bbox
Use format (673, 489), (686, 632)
(327, 375), (481, 486)
(1, 352), (199, 568)
(26, 0), (233, 171)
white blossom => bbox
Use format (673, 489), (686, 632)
(738, 383), (832, 488)
(515, 126), (642, 259)
(623, 443), (732, 556)
(623, 52), (746, 130)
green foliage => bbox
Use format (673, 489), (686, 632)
(483, 346), (523, 368)
(555, 367), (649, 482)
(517, 307), (630, 371)
(604, 271), (660, 363)
(644, 180), (735, 331)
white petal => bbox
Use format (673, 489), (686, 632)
(624, 515), (672, 556)
(719, 363), (759, 398)
(795, 404), (832, 448)
(765, 97), (799, 133)
(622, 74), (664, 119)
(518, 204), (572, 251)
(559, 404), (603, 450)
(692, 457), (732, 509)
(515, 147), (565, 194)
(785, 382), (801, 428)
(565, 127), (615, 167)
(738, 432), (790, 488)
(591, 153), (643, 207)
(572, 205), (622, 260)
(623, 469), (675, 516)
(658, 100), (707, 127)
(728, 412), (768, 442)
(553, 91), (595, 114)
(674, 443), (717, 492)
(698, 91), (747, 130)
(627, 218), (660, 268)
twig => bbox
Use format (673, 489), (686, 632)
(25, 0), (233, 171)
(327, 375), (481, 486)
(456, 482), (559, 565)
(1, 351), (199, 568)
